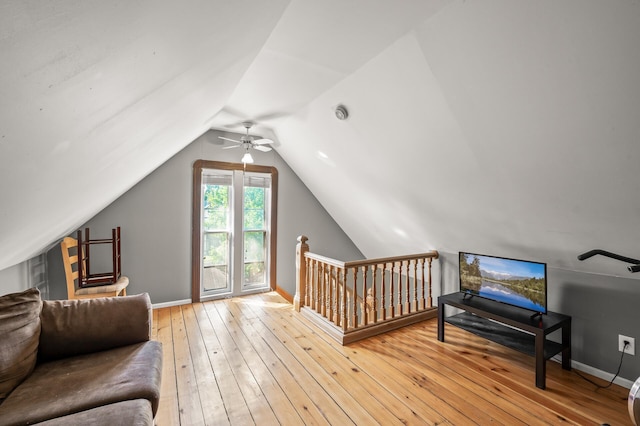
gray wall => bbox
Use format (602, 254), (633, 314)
(0, 262), (29, 294)
(438, 251), (640, 383)
(43, 130), (363, 304)
(0, 253), (50, 299)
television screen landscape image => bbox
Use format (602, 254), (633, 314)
(459, 252), (547, 314)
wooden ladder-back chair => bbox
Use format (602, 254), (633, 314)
(60, 227), (129, 300)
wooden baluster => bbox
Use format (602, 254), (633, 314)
(403, 260), (411, 314)
(323, 263), (328, 319)
(323, 263), (328, 318)
(309, 260), (314, 311)
(307, 259), (311, 310)
(420, 258), (426, 310)
(371, 264), (378, 323)
(324, 264), (330, 319)
(318, 263), (324, 316)
(313, 259), (318, 309)
(335, 268), (340, 325)
(332, 267), (337, 324)
(389, 261), (395, 318)
(380, 263), (387, 321)
(413, 258), (418, 312)
(327, 266), (333, 321)
(427, 257), (433, 308)
(305, 258), (311, 308)
(341, 268), (348, 331)
(327, 265), (333, 322)
(362, 265), (368, 326)
(352, 267), (358, 329)
(405, 260), (411, 314)
(397, 261), (404, 316)
(346, 286), (351, 329)
(326, 263), (331, 319)
(314, 263), (318, 312)
(312, 259), (317, 310)
(337, 268), (341, 324)
(331, 266), (337, 324)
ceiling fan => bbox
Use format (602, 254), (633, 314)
(219, 121), (273, 164)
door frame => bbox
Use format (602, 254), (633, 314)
(192, 160), (278, 303)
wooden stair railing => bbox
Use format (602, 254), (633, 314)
(294, 235), (439, 345)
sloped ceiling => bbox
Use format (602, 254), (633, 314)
(2, 0), (640, 279)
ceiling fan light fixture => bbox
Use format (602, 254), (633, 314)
(218, 120), (273, 163)
(241, 151), (254, 164)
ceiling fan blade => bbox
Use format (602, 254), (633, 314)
(218, 136), (242, 144)
(254, 145), (272, 152)
(253, 138), (274, 145)
(222, 145), (240, 150)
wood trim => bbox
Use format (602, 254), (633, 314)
(300, 307), (346, 344)
(304, 252), (346, 268)
(344, 251), (439, 268)
(192, 160), (278, 303)
(303, 251), (439, 270)
(270, 167), (278, 292)
(191, 162), (203, 303)
(275, 285), (293, 303)
(300, 306), (438, 345)
(342, 308), (438, 345)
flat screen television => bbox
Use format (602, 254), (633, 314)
(459, 252), (547, 314)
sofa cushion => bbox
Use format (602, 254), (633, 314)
(0, 341), (162, 426)
(0, 288), (42, 401)
(34, 399), (153, 426)
(38, 293), (152, 361)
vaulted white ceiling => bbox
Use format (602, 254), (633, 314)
(2, 0), (640, 278)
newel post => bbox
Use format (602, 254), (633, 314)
(294, 235), (309, 312)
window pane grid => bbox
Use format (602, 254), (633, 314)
(198, 165), (273, 298)
(203, 184), (230, 232)
(243, 185), (267, 288)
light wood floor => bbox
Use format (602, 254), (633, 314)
(152, 292), (630, 425)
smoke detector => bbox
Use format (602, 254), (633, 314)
(335, 105), (349, 120)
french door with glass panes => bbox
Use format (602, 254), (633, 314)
(200, 168), (272, 299)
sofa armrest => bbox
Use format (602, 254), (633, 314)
(38, 293), (153, 361)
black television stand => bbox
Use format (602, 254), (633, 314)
(530, 311), (543, 320)
(438, 292), (571, 389)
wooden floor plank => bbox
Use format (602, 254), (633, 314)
(181, 304), (233, 426)
(190, 302), (254, 425)
(199, 303), (302, 424)
(155, 307), (180, 426)
(418, 319), (628, 424)
(211, 299), (349, 425)
(380, 326), (553, 426)
(255, 293), (460, 425)
(224, 297), (389, 425)
(196, 302), (278, 425)
(152, 292), (631, 426)
(170, 305), (205, 425)
(240, 294), (441, 425)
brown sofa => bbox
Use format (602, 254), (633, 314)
(0, 288), (162, 425)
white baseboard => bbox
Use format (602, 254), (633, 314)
(152, 299), (191, 309)
(551, 356), (634, 389)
